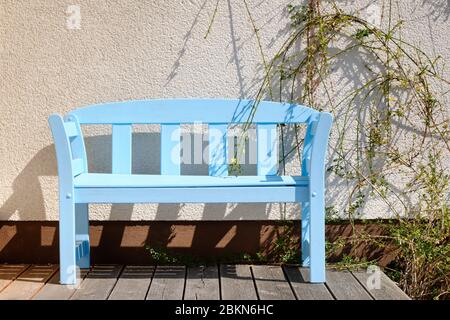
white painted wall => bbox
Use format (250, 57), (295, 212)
(0, 0), (448, 221)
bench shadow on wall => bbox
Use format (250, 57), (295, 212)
(0, 131), (292, 264)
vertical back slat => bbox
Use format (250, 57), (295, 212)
(301, 118), (318, 177)
(112, 124), (132, 174)
(63, 122), (78, 137)
(64, 114), (87, 174)
(209, 124), (228, 176)
(257, 124), (278, 175)
(71, 159), (84, 177)
(161, 124), (181, 175)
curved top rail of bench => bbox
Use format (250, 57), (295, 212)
(68, 99), (320, 124)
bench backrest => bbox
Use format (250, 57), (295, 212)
(49, 99), (332, 180)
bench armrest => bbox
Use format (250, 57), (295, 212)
(48, 114), (88, 183)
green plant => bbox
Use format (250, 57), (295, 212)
(205, 0), (449, 299)
(144, 243), (245, 266)
(145, 244), (189, 265)
(144, 222), (301, 266)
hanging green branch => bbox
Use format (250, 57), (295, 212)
(203, 0), (449, 299)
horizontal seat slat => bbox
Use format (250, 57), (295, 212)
(74, 186), (309, 203)
(64, 122), (78, 137)
(74, 173), (309, 188)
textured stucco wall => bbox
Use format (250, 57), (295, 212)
(0, 0), (449, 221)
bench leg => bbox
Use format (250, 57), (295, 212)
(309, 192), (326, 283)
(59, 197), (77, 285)
(301, 201), (310, 267)
(75, 203), (90, 269)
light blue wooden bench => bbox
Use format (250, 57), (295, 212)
(48, 99), (333, 285)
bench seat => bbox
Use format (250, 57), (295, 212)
(74, 173), (309, 188)
(73, 174), (310, 204)
(48, 98), (333, 284)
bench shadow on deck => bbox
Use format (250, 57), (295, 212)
(0, 264), (410, 300)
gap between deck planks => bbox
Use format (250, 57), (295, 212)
(0, 264), (30, 293)
(109, 265), (154, 300)
(0, 264), (58, 300)
(33, 269), (89, 300)
(0, 264), (410, 300)
(71, 265), (123, 300)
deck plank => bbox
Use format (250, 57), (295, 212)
(220, 264), (257, 300)
(71, 265), (123, 300)
(0, 264), (29, 293)
(326, 269), (373, 300)
(0, 264), (58, 300)
(0, 264), (408, 300)
(352, 269), (410, 300)
(184, 265), (220, 300)
(252, 265), (295, 300)
(109, 266), (155, 300)
(33, 269), (88, 300)
(146, 265), (186, 300)
(283, 266), (334, 300)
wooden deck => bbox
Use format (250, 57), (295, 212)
(0, 264), (410, 300)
